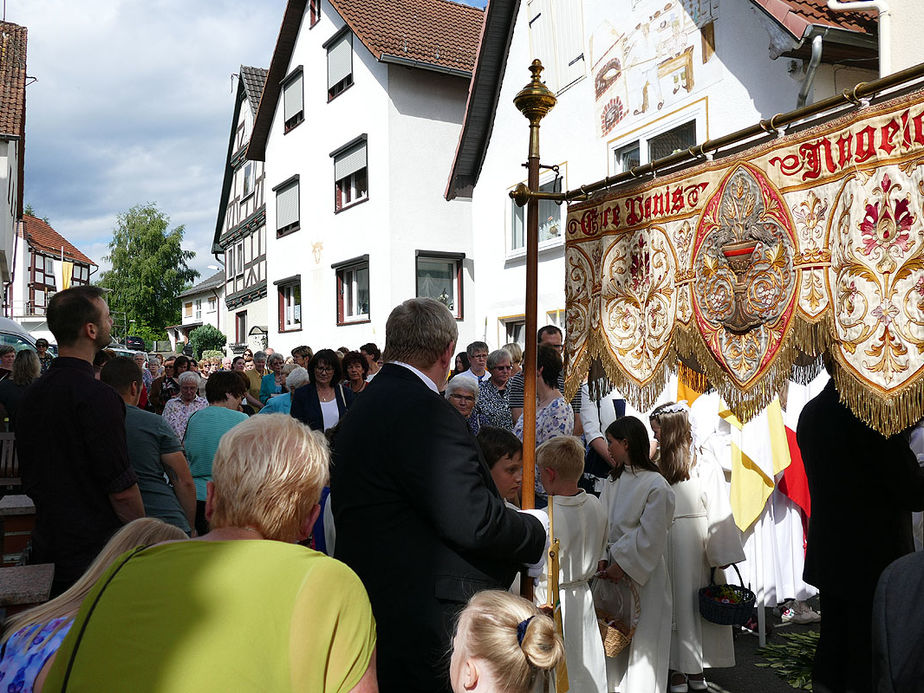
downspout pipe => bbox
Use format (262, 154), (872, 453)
(798, 34), (824, 108)
(827, 0), (891, 77)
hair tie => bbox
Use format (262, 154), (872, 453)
(516, 616), (535, 646)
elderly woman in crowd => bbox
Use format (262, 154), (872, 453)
(0, 350), (40, 430)
(475, 348), (514, 430)
(0, 518), (186, 692)
(162, 370), (208, 441)
(445, 375), (480, 435)
(40, 414), (378, 692)
(259, 366), (309, 416)
(342, 351), (369, 395)
(182, 370), (249, 536)
(292, 348), (354, 433)
(260, 352), (287, 404)
(503, 342), (523, 376)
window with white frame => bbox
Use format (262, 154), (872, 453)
(277, 279), (302, 332)
(275, 176), (300, 236)
(503, 317), (526, 345)
(29, 252), (55, 315)
(610, 115), (702, 175)
(416, 253), (463, 319)
(333, 139), (367, 211)
(71, 264), (90, 286)
(207, 296), (217, 313)
(326, 31), (353, 100)
(282, 68), (304, 132)
(526, 0), (585, 94)
(335, 258), (369, 324)
(194, 299), (202, 320)
(242, 162), (253, 199)
(510, 177), (563, 252)
(235, 311), (247, 343)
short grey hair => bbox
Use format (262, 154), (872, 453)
(252, 351), (267, 362)
(383, 298), (458, 368)
(266, 352), (285, 367)
(466, 341), (489, 357)
(133, 351), (148, 361)
(285, 366), (309, 392)
(445, 375), (479, 399)
(177, 371), (199, 386)
(487, 348), (512, 370)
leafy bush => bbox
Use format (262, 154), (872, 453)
(188, 325), (226, 359)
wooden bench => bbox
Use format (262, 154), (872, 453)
(0, 494), (35, 566)
(0, 431), (19, 487)
(0, 563), (54, 614)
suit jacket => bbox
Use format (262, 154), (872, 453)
(331, 364), (545, 693)
(797, 380), (924, 599)
(873, 551), (924, 693)
(290, 382), (353, 431)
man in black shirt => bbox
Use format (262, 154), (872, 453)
(17, 286), (144, 594)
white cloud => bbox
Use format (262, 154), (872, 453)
(12, 0), (286, 279)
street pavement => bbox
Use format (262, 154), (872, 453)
(705, 611), (819, 693)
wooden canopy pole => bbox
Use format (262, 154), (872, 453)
(512, 60), (557, 599)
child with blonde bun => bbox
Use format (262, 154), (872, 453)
(450, 590), (564, 693)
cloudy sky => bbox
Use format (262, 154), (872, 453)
(11, 0), (485, 284)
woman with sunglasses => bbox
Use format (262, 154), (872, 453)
(474, 348), (515, 430)
(291, 349), (354, 433)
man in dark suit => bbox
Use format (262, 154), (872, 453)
(798, 373), (924, 693)
(332, 298), (546, 692)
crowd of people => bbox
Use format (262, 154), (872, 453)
(0, 284), (922, 693)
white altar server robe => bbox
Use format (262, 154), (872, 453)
(534, 491), (608, 693)
(600, 467), (675, 693)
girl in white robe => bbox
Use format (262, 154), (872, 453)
(598, 416), (675, 693)
(650, 402), (745, 692)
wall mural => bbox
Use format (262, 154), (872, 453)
(564, 89), (924, 436)
(590, 0), (718, 138)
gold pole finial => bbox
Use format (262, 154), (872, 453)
(513, 59), (557, 128)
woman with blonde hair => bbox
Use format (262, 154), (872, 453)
(0, 518), (186, 692)
(649, 402), (744, 693)
(450, 590), (564, 693)
(42, 414), (378, 692)
(503, 342), (523, 375)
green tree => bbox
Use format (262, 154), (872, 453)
(98, 203), (199, 338)
(189, 325), (226, 359)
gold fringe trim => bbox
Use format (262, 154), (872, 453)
(566, 306), (924, 435)
(677, 361), (710, 395)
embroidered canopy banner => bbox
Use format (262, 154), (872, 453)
(565, 89), (924, 435)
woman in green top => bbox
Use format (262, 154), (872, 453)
(183, 370), (249, 535)
(43, 414), (378, 692)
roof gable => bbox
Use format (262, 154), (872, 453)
(23, 215), (96, 266)
(248, 0), (483, 161)
(179, 270), (225, 299)
(240, 65), (268, 119)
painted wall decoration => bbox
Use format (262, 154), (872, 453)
(565, 89), (924, 435)
(590, 0), (718, 138)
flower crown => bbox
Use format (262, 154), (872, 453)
(652, 400), (690, 417)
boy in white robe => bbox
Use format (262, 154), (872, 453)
(533, 436), (608, 693)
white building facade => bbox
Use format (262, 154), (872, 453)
(449, 0), (882, 349)
(213, 66), (269, 354)
(167, 271), (225, 353)
(247, 0), (481, 355)
(9, 215), (95, 342)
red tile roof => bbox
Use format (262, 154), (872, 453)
(23, 215), (96, 266)
(750, 0), (877, 38)
(329, 0), (483, 75)
(0, 22), (27, 137)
